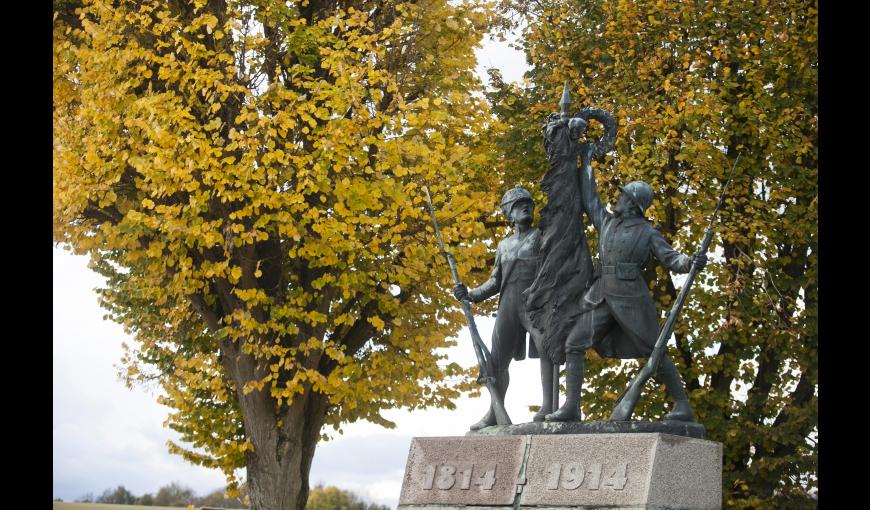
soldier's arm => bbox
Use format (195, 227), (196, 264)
(649, 228), (692, 273)
(578, 144), (610, 231)
(468, 248), (502, 302)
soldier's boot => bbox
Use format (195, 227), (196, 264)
(656, 357), (695, 422)
(666, 400), (695, 422)
(469, 407), (496, 431)
(533, 359), (554, 422)
(545, 353), (583, 422)
(470, 370), (510, 430)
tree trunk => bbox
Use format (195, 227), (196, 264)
(246, 446), (300, 510)
(244, 389), (329, 510)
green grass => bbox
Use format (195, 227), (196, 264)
(53, 503), (191, 510)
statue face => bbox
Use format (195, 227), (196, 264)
(509, 199), (534, 226)
(568, 117), (588, 139)
(543, 115), (588, 159)
(614, 193), (636, 216)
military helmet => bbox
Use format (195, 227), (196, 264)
(619, 180), (654, 214)
(500, 185), (534, 216)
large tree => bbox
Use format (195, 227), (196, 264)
(54, 1), (501, 508)
(489, 0), (817, 507)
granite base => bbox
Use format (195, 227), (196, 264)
(398, 431), (721, 510)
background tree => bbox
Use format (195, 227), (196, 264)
(153, 482), (197, 507)
(54, 1), (500, 509)
(136, 492), (156, 506)
(491, 1), (817, 508)
(96, 485), (137, 505)
(75, 493), (94, 503)
(305, 484), (389, 510)
(198, 486), (249, 508)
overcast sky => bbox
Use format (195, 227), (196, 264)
(53, 35), (530, 508)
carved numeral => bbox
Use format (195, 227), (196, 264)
(562, 462), (585, 490)
(421, 463), (496, 491)
(458, 465), (473, 490)
(586, 463), (602, 490)
(545, 463), (561, 490)
(602, 463), (628, 490)
(475, 465), (496, 490)
(436, 464), (457, 490)
(421, 464), (435, 490)
(543, 462), (627, 491)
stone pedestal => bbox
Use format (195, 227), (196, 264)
(398, 428), (722, 510)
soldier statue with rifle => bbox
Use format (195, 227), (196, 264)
(546, 142), (708, 423)
(452, 186), (558, 430)
(408, 88), (729, 506)
(426, 85), (732, 431)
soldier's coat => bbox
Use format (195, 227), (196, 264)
(469, 228), (542, 362)
(579, 164), (691, 359)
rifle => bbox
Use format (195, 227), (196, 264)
(610, 154), (741, 421)
(423, 187), (512, 426)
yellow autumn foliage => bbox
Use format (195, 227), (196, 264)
(54, 0), (501, 504)
(490, 1), (817, 507)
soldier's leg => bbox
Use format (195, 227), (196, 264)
(489, 314), (515, 406)
(533, 358), (553, 422)
(522, 318), (554, 422)
(546, 305), (616, 422)
(653, 355), (695, 422)
(470, 317), (515, 431)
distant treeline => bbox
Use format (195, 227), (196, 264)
(72, 482), (246, 508)
(65, 482), (390, 510)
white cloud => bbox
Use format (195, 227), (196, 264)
(364, 478), (405, 506)
(53, 249), (227, 501)
(476, 33), (528, 87)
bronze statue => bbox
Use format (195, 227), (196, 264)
(452, 186), (555, 429)
(545, 143), (707, 422)
(437, 84), (719, 430)
(523, 86), (602, 370)
(424, 187), (512, 426)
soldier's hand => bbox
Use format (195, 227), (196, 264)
(453, 284), (470, 302)
(692, 251), (708, 270)
(579, 142), (595, 163)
